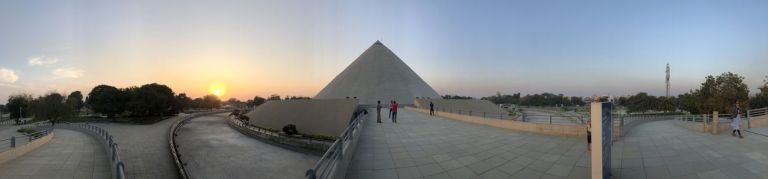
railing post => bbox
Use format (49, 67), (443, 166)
(747, 110), (751, 128)
(549, 115), (552, 124)
(112, 143), (118, 161)
(10, 136), (15, 148)
(712, 111), (719, 135)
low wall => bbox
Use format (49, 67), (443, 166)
(407, 107), (623, 139)
(750, 115), (768, 128)
(0, 131), (54, 165)
(226, 116), (331, 154)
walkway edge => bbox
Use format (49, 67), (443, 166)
(56, 123), (127, 179)
(169, 111), (232, 179)
(0, 131), (54, 165)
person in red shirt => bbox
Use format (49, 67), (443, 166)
(391, 101), (398, 123)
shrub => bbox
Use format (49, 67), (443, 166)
(282, 124), (298, 135)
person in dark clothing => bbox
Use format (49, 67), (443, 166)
(429, 102), (435, 116)
(731, 101), (743, 138)
(391, 101), (398, 123)
(376, 100), (382, 123)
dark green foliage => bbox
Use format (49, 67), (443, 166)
(202, 94), (222, 109)
(282, 124), (298, 135)
(86, 85), (126, 118)
(6, 94), (33, 119)
(30, 92), (72, 121)
(677, 72), (749, 114)
(66, 91), (84, 112)
(172, 93), (192, 113)
(749, 76), (768, 109)
(249, 96), (266, 107)
(124, 83), (176, 117)
(267, 94), (281, 101)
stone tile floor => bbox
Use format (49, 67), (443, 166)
(347, 109), (768, 179)
(0, 129), (110, 179)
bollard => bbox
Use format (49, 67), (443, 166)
(116, 161), (126, 179)
(483, 112), (486, 118)
(549, 115), (552, 124)
(10, 136), (15, 148)
(712, 111), (718, 135)
(112, 143), (118, 161)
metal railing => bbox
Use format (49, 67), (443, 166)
(56, 122), (126, 179)
(748, 107), (767, 118)
(169, 110), (232, 179)
(305, 111), (368, 179)
(0, 122), (54, 153)
(226, 116), (333, 152)
(429, 106), (513, 120)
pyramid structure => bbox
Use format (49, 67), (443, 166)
(315, 41), (440, 105)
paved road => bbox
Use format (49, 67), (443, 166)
(175, 113), (320, 179)
(348, 109), (768, 179)
(90, 116), (185, 179)
(0, 129), (110, 179)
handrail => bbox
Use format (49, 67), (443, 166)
(169, 110), (233, 179)
(56, 122), (126, 179)
(0, 122), (54, 152)
(305, 110), (368, 179)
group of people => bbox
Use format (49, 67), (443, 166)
(586, 101), (746, 153)
(376, 100), (399, 123)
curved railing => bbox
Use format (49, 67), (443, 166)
(0, 122), (54, 153)
(56, 123), (126, 179)
(169, 111), (231, 179)
(305, 110), (368, 179)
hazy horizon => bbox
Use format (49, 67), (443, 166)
(1, 0), (767, 102)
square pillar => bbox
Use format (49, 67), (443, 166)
(712, 111), (718, 135)
(591, 102), (612, 179)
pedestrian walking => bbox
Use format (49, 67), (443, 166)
(731, 101), (743, 138)
(391, 101), (398, 123)
(429, 101), (435, 116)
(377, 100), (382, 123)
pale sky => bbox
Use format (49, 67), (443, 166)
(1, 0), (767, 102)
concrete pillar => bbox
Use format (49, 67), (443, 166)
(590, 102), (612, 179)
(702, 114), (707, 133)
(712, 111), (718, 135)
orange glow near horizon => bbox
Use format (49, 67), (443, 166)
(208, 82), (227, 98)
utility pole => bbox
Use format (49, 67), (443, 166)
(666, 63), (670, 97)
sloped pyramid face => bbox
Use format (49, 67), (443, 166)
(315, 41), (440, 105)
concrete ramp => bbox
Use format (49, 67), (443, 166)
(246, 99), (359, 137)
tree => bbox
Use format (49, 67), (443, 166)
(173, 93), (192, 113)
(6, 94), (33, 119)
(30, 92), (72, 121)
(749, 75), (768, 109)
(191, 98), (205, 109)
(66, 91), (84, 115)
(677, 72), (750, 114)
(442, 94), (473, 99)
(267, 94), (281, 101)
(202, 94), (222, 109)
(124, 83), (176, 117)
(250, 96), (266, 106)
(86, 85), (126, 118)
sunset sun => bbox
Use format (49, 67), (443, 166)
(208, 82), (227, 97)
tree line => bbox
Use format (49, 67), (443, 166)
(2, 83), (223, 122)
(481, 92), (587, 107)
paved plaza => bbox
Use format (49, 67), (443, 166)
(90, 116), (185, 179)
(175, 113), (320, 179)
(348, 109), (768, 179)
(0, 129), (110, 179)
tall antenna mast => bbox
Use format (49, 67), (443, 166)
(666, 63), (670, 97)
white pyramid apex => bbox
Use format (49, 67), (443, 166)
(315, 41), (441, 105)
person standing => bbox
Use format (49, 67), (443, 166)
(391, 101), (399, 123)
(429, 101), (435, 116)
(586, 118), (592, 153)
(376, 100), (382, 123)
(731, 101), (743, 138)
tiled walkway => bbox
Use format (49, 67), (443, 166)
(0, 129), (110, 179)
(347, 109), (768, 179)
